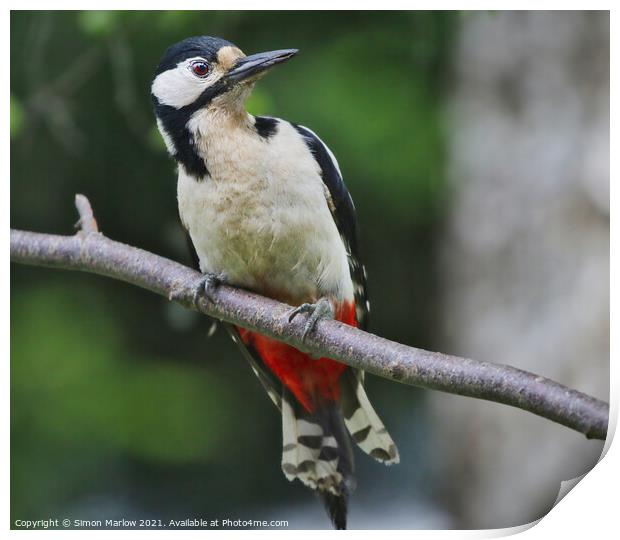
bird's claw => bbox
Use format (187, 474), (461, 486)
(170, 272), (226, 310)
(288, 297), (334, 341)
(192, 272), (226, 309)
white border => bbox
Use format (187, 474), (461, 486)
(5, 4), (615, 538)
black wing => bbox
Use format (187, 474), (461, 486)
(223, 324), (283, 409)
(292, 123), (369, 330)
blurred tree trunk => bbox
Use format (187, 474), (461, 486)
(432, 11), (609, 528)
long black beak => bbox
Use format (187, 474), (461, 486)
(227, 49), (298, 83)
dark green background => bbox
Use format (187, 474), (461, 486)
(11, 11), (457, 528)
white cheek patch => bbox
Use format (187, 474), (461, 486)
(151, 58), (223, 110)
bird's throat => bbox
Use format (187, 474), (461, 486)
(186, 106), (257, 180)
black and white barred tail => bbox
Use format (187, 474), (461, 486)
(340, 369), (399, 464)
(280, 369), (399, 529)
(281, 388), (354, 529)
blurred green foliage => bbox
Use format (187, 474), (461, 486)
(78, 10), (120, 36)
(10, 94), (24, 137)
(12, 286), (232, 462)
(11, 11), (456, 528)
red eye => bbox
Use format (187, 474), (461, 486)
(191, 61), (209, 77)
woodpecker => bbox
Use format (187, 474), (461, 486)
(151, 36), (399, 529)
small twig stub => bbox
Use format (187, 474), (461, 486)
(74, 193), (99, 234)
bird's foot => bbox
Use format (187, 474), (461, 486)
(288, 297), (334, 341)
(169, 272), (226, 310)
(191, 272), (227, 309)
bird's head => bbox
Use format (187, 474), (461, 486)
(151, 36), (297, 115)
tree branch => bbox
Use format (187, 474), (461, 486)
(10, 195), (609, 440)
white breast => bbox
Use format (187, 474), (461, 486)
(177, 115), (353, 304)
